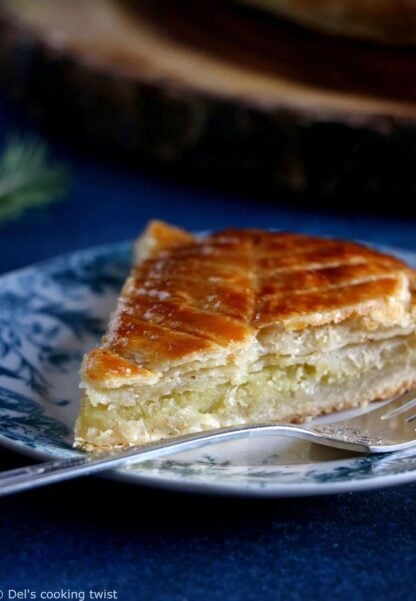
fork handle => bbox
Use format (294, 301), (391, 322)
(0, 422), (367, 496)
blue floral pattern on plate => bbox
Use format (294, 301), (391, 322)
(2, 241), (416, 496)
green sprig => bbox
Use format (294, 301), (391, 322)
(0, 136), (69, 223)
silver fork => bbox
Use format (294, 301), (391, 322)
(2, 389), (416, 497)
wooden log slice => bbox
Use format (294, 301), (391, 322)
(233, 0), (416, 46)
(0, 0), (416, 201)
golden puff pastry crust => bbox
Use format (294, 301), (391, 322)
(75, 221), (416, 450)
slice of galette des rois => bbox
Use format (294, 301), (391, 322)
(75, 221), (416, 450)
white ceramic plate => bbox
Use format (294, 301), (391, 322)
(2, 240), (416, 497)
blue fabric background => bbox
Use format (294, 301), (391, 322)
(0, 98), (416, 601)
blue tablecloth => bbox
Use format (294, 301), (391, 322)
(0, 99), (416, 601)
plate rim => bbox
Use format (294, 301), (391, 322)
(3, 432), (416, 498)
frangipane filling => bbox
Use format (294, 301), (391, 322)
(76, 320), (416, 447)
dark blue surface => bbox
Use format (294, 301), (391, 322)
(1, 98), (416, 601)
